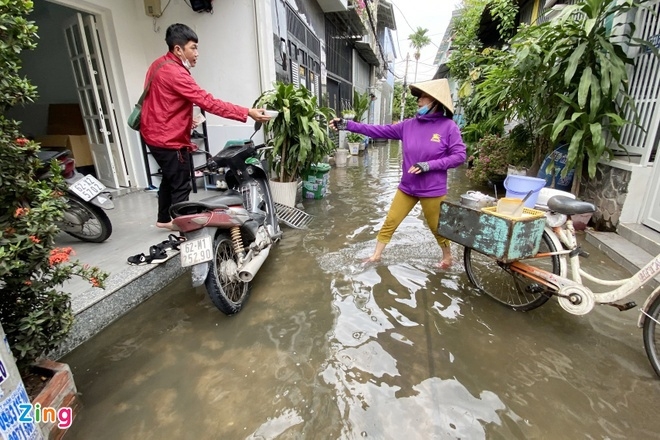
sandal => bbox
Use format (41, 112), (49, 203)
(149, 244), (168, 264)
(127, 253), (150, 265)
(160, 234), (186, 251)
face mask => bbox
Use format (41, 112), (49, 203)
(180, 56), (192, 70)
(417, 104), (430, 116)
(176, 47), (192, 70)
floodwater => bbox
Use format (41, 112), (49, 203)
(64, 142), (660, 439)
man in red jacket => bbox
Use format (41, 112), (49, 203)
(141, 23), (270, 230)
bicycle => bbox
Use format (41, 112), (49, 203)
(441, 196), (660, 378)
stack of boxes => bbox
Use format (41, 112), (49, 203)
(35, 104), (94, 173)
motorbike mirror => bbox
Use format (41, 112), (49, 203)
(250, 121), (262, 140)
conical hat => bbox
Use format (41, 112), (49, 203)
(409, 78), (454, 116)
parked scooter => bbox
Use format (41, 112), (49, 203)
(37, 149), (114, 243)
(170, 123), (283, 315)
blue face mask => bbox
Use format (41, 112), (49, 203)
(417, 105), (430, 116)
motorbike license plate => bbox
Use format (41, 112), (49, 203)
(70, 175), (105, 202)
(180, 236), (214, 267)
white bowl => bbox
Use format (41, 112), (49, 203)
(263, 110), (279, 118)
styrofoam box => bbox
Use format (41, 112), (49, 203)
(535, 187), (576, 210)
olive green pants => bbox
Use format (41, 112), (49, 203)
(377, 189), (450, 247)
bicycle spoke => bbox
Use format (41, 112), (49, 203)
(464, 231), (560, 311)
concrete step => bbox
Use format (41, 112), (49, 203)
(51, 249), (187, 359)
(618, 222), (660, 257)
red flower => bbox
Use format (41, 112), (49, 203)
(90, 277), (101, 288)
(48, 247), (74, 266)
(24, 280), (32, 286)
(15, 138), (29, 146)
(29, 235), (40, 244)
(14, 207), (28, 217)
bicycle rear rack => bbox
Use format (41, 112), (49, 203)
(274, 202), (314, 229)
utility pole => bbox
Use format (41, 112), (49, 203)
(399, 53), (410, 122)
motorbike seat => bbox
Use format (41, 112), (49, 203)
(200, 190), (244, 208)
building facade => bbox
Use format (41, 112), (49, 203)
(11, 0), (396, 191)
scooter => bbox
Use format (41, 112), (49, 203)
(170, 123), (283, 315)
(37, 149), (114, 242)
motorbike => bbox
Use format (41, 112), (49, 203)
(170, 123), (283, 315)
(37, 149), (114, 243)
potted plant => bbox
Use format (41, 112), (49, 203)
(0, 1), (107, 436)
(346, 132), (365, 155)
(255, 82), (335, 206)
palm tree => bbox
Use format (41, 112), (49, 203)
(408, 27), (432, 83)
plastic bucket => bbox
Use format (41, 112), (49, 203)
(334, 149), (348, 167)
(504, 175), (546, 208)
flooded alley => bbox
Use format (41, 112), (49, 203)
(63, 142), (660, 439)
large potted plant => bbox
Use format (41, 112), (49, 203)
(0, 1), (106, 436)
(255, 82), (335, 206)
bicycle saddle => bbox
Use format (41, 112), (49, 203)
(547, 195), (596, 215)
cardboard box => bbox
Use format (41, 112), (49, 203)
(36, 135), (94, 167)
(47, 104), (86, 135)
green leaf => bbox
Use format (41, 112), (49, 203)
(565, 43), (587, 85)
(578, 67), (592, 108)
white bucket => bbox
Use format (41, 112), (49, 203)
(334, 149), (348, 167)
(535, 187), (575, 209)
(348, 142), (360, 155)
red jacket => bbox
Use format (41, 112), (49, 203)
(140, 52), (249, 149)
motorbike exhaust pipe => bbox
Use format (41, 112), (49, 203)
(238, 247), (271, 282)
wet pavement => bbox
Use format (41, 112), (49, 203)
(63, 142), (660, 439)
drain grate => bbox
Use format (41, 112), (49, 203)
(274, 203), (314, 229)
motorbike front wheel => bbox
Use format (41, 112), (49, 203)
(205, 233), (250, 315)
(61, 196), (112, 243)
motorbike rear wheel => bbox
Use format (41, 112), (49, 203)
(205, 232), (250, 315)
(62, 196), (112, 243)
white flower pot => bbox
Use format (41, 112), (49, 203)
(269, 179), (298, 208)
(348, 142), (360, 155)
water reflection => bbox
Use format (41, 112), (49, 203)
(64, 141), (660, 439)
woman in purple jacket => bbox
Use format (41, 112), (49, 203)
(331, 79), (466, 268)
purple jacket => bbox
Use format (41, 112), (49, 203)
(347, 113), (466, 197)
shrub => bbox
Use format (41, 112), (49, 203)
(0, 0), (107, 370)
(466, 134), (510, 184)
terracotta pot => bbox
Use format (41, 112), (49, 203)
(31, 360), (81, 440)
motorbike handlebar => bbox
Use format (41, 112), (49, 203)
(193, 143), (270, 173)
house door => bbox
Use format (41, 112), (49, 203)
(637, 4), (660, 231)
(63, 13), (128, 188)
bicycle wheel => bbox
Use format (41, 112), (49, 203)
(642, 295), (660, 378)
(464, 230), (560, 311)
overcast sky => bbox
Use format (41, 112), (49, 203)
(389, 0), (463, 84)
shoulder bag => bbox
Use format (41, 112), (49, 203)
(127, 59), (176, 131)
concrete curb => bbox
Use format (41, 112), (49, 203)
(51, 255), (187, 359)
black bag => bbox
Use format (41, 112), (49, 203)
(190, 0), (213, 13)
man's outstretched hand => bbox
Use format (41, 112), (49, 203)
(248, 108), (272, 123)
